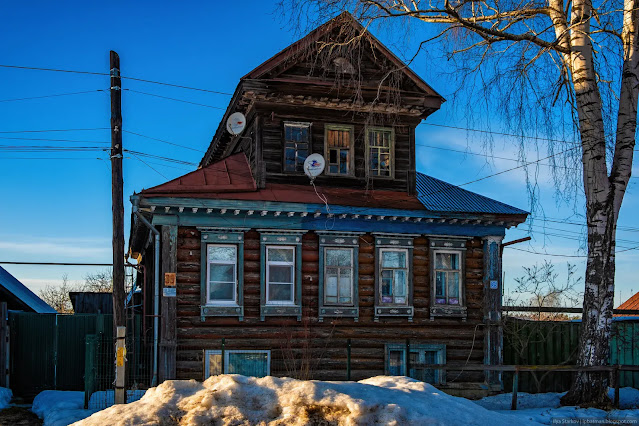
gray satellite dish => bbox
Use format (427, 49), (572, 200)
(226, 112), (246, 135)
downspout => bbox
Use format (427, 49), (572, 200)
(132, 199), (160, 386)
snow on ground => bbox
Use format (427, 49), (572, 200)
(476, 387), (639, 425)
(32, 389), (146, 426)
(0, 387), (11, 410)
(74, 375), (537, 426)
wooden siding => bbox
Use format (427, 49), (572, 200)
(255, 105), (418, 192)
(175, 227), (485, 384)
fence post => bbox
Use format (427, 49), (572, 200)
(511, 367), (519, 410)
(614, 366), (620, 408)
(347, 339), (351, 381)
(405, 339), (411, 377)
(115, 326), (126, 404)
(84, 335), (97, 409)
(221, 338), (225, 374)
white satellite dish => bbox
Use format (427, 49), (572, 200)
(226, 112), (246, 135)
(304, 153), (326, 179)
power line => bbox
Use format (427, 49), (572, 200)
(0, 127), (109, 134)
(124, 130), (206, 153)
(0, 261), (113, 266)
(124, 88), (227, 110)
(0, 136), (110, 144)
(0, 89), (106, 103)
(0, 63), (233, 95)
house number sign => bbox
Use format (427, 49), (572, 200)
(164, 272), (176, 287)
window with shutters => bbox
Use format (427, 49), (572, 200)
(324, 124), (354, 175)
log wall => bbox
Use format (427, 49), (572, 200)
(174, 227), (486, 385)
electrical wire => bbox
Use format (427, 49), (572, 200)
(124, 89), (227, 110)
(124, 130), (206, 153)
(0, 127), (109, 134)
(0, 89), (106, 103)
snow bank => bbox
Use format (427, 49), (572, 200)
(0, 387), (11, 410)
(32, 389), (146, 426)
(475, 387), (639, 411)
(75, 375), (537, 426)
(32, 391), (97, 426)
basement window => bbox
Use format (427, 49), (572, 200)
(385, 343), (446, 384)
(204, 349), (271, 378)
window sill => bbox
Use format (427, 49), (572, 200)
(430, 305), (467, 321)
(261, 304), (301, 321)
(319, 306), (359, 322)
(200, 305), (244, 321)
(374, 305), (414, 322)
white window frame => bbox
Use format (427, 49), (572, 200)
(378, 248), (409, 306)
(323, 247), (355, 307)
(283, 121), (311, 173)
(204, 349), (271, 378)
(206, 244), (238, 306)
(366, 127), (394, 178)
(433, 249), (463, 306)
(265, 245), (296, 306)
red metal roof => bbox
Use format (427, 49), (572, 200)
(616, 292), (639, 316)
(140, 153), (426, 211)
(142, 153), (257, 195)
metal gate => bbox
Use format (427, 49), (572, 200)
(8, 312), (98, 397)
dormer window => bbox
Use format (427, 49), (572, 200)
(367, 127), (394, 177)
(284, 122), (310, 173)
(325, 124), (354, 175)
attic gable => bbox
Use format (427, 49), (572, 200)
(244, 12), (443, 100)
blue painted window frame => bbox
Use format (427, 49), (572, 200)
(373, 234), (417, 321)
(385, 343), (446, 384)
(259, 230), (305, 321)
(204, 349), (271, 378)
(429, 239), (468, 320)
(199, 229), (246, 321)
(317, 232), (362, 321)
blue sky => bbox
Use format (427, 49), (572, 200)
(1, 0), (637, 307)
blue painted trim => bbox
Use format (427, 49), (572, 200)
(374, 236), (415, 321)
(200, 230), (245, 320)
(152, 214), (506, 238)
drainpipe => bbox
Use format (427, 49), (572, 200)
(132, 199), (160, 386)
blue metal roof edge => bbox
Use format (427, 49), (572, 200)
(0, 266), (57, 313)
(416, 172), (529, 216)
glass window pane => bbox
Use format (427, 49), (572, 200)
(435, 272), (446, 298)
(381, 270), (393, 297)
(208, 246), (236, 262)
(268, 283), (292, 301)
(382, 251), (406, 268)
(389, 350), (403, 376)
(338, 274), (351, 297)
(326, 249), (351, 266)
(268, 248), (294, 262)
(210, 281), (234, 301)
(326, 273), (338, 297)
(448, 272), (460, 302)
(268, 265), (292, 283)
(451, 253), (459, 269)
(207, 353), (222, 377)
(394, 270), (406, 296)
(285, 147), (296, 171)
(210, 264), (234, 283)
(227, 352), (269, 378)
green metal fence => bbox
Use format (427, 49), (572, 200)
(503, 318), (639, 393)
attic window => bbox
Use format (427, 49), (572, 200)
(333, 57), (355, 74)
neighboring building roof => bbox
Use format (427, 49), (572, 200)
(615, 292), (639, 317)
(416, 173), (529, 215)
(0, 266), (56, 313)
(69, 292), (113, 314)
(139, 153), (527, 218)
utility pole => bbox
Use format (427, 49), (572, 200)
(110, 51), (125, 330)
(111, 51), (126, 405)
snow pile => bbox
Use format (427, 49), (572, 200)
(0, 387), (11, 410)
(32, 391), (97, 426)
(75, 375), (537, 426)
(32, 389), (147, 426)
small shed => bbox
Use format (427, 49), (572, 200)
(0, 266), (56, 313)
(69, 292), (113, 314)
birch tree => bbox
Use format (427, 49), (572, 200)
(282, 0), (638, 406)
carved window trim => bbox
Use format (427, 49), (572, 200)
(373, 234), (415, 321)
(199, 229), (245, 321)
(429, 239), (468, 320)
(317, 232), (362, 321)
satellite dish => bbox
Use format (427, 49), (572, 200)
(226, 112), (246, 135)
(304, 153), (325, 179)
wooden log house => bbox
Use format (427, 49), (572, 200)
(128, 13), (528, 397)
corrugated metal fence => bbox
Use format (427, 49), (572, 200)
(503, 318), (639, 393)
